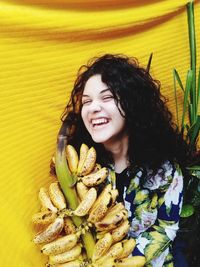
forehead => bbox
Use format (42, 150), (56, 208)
(83, 74), (109, 96)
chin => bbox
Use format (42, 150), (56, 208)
(92, 137), (107, 144)
(90, 134), (110, 144)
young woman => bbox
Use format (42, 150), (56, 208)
(61, 54), (189, 266)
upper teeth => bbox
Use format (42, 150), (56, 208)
(91, 118), (108, 125)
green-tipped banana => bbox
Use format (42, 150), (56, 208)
(55, 123), (95, 259)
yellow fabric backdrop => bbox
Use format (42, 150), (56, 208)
(0, 0), (199, 266)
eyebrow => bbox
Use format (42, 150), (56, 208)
(82, 88), (110, 98)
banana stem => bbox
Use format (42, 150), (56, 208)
(55, 135), (82, 226)
(82, 232), (95, 259)
(55, 123), (95, 258)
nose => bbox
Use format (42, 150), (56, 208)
(88, 100), (102, 113)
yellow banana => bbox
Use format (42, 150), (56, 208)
(66, 145), (79, 174)
(73, 187), (97, 217)
(111, 219), (130, 243)
(81, 167), (108, 187)
(90, 184), (112, 210)
(99, 242), (123, 261)
(92, 233), (113, 262)
(95, 203), (128, 231)
(78, 147), (96, 176)
(119, 239), (136, 259)
(76, 181), (89, 201)
(64, 217), (76, 235)
(115, 256), (146, 267)
(77, 143), (89, 174)
(95, 218), (127, 232)
(33, 217), (64, 244)
(55, 260), (82, 266)
(49, 182), (67, 210)
(38, 187), (58, 213)
(41, 233), (79, 255)
(32, 210), (57, 225)
(90, 187), (118, 225)
(90, 163), (102, 174)
(106, 202), (125, 215)
(48, 244), (82, 264)
(96, 231), (109, 240)
(88, 184), (112, 223)
(95, 223), (116, 233)
(92, 257), (115, 267)
(110, 189), (119, 206)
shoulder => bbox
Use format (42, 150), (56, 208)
(143, 161), (183, 193)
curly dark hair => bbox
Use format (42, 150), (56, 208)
(61, 54), (190, 174)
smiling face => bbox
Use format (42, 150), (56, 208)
(81, 74), (128, 147)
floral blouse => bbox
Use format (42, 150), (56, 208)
(112, 161), (183, 267)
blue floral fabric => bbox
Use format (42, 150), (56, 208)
(114, 161), (184, 267)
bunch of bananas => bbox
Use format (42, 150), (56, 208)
(32, 142), (146, 267)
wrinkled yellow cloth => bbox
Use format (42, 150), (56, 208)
(0, 1), (199, 266)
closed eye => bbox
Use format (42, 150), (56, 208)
(102, 95), (114, 101)
(82, 99), (92, 105)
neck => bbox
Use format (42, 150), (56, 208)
(104, 134), (129, 173)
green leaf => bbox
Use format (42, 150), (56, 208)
(187, 115), (200, 146)
(181, 123), (187, 137)
(190, 115), (200, 146)
(187, 1), (196, 76)
(197, 68), (200, 114)
(187, 165), (200, 171)
(191, 190), (200, 207)
(181, 70), (193, 131)
(180, 204), (195, 218)
(173, 69), (184, 92)
(191, 170), (200, 179)
(187, 1), (196, 117)
(185, 124), (190, 131)
(188, 103), (194, 126)
(173, 69), (179, 127)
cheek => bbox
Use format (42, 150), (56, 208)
(81, 109), (85, 121)
(113, 109), (126, 128)
(112, 105), (125, 120)
(81, 108), (87, 126)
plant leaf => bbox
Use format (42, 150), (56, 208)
(186, 165), (200, 171)
(188, 103), (194, 126)
(173, 69), (179, 127)
(191, 170), (200, 179)
(181, 70), (193, 131)
(187, 1), (196, 76)
(173, 69), (184, 92)
(180, 204), (195, 218)
(197, 68), (200, 114)
(189, 115), (200, 146)
(187, 1), (196, 117)
(187, 166), (200, 171)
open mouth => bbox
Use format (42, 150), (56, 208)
(91, 117), (109, 128)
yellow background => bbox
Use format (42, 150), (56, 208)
(0, 0), (199, 266)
